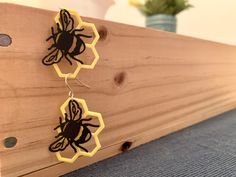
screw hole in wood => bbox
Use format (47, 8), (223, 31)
(121, 141), (132, 152)
(3, 137), (17, 148)
(0, 34), (12, 47)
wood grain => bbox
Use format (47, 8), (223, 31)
(1, 3), (236, 177)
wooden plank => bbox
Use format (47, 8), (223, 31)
(1, 3), (236, 177)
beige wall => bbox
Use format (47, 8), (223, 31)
(106, 0), (236, 45)
(2, 0), (236, 45)
(178, 0), (236, 46)
(1, 0), (40, 8)
(0, 0), (114, 18)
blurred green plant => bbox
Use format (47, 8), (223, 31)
(129, 0), (193, 16)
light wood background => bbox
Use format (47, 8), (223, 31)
(1, 3), (236, 177)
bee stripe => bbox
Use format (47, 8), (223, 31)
(74, 126), (84, 141)
(69, 36), (77, 53)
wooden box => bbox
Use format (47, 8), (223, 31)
(1, 3), (236, 177)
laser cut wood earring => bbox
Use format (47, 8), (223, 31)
(42, 9), (100, 78)
(43, 9), (104, 163)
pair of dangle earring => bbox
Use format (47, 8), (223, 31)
(42, 9), (104, 163)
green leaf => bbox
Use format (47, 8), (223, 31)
(134, 0), (193, 16)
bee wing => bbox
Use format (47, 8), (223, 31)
(42, 49), (63, 65)
(49, 136), (69, 152)
(60, 9), (74, 31)
(68, 100), (82, 120)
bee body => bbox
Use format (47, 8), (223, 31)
(56, 31), (74, 52)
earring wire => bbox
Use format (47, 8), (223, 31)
(75, 78), (91, 89)
(65, 74), (74, 98)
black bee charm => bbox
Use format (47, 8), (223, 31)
(49, 100), (99, 153)
(42, 9), (92, 66)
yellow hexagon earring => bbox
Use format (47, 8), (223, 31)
(42, 9), (100, 78)
(43, 9), (104, 163)
(49, 95), (105, 163)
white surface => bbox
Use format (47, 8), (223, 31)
(106, 0), (236, 46)
(0, 0), (114, 18)
(1, 0), (236, 45)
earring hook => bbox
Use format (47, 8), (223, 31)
(75, 78), (91, 89)
(65, 74), (74, 98)
(65, 74), (91, 99)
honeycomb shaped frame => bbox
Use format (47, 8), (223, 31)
(53, 10), (100, 79)
(55, 97), (105, 163)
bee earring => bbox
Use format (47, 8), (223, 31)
(43, 9), (104, 163)
(43, 9), (100, 78)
